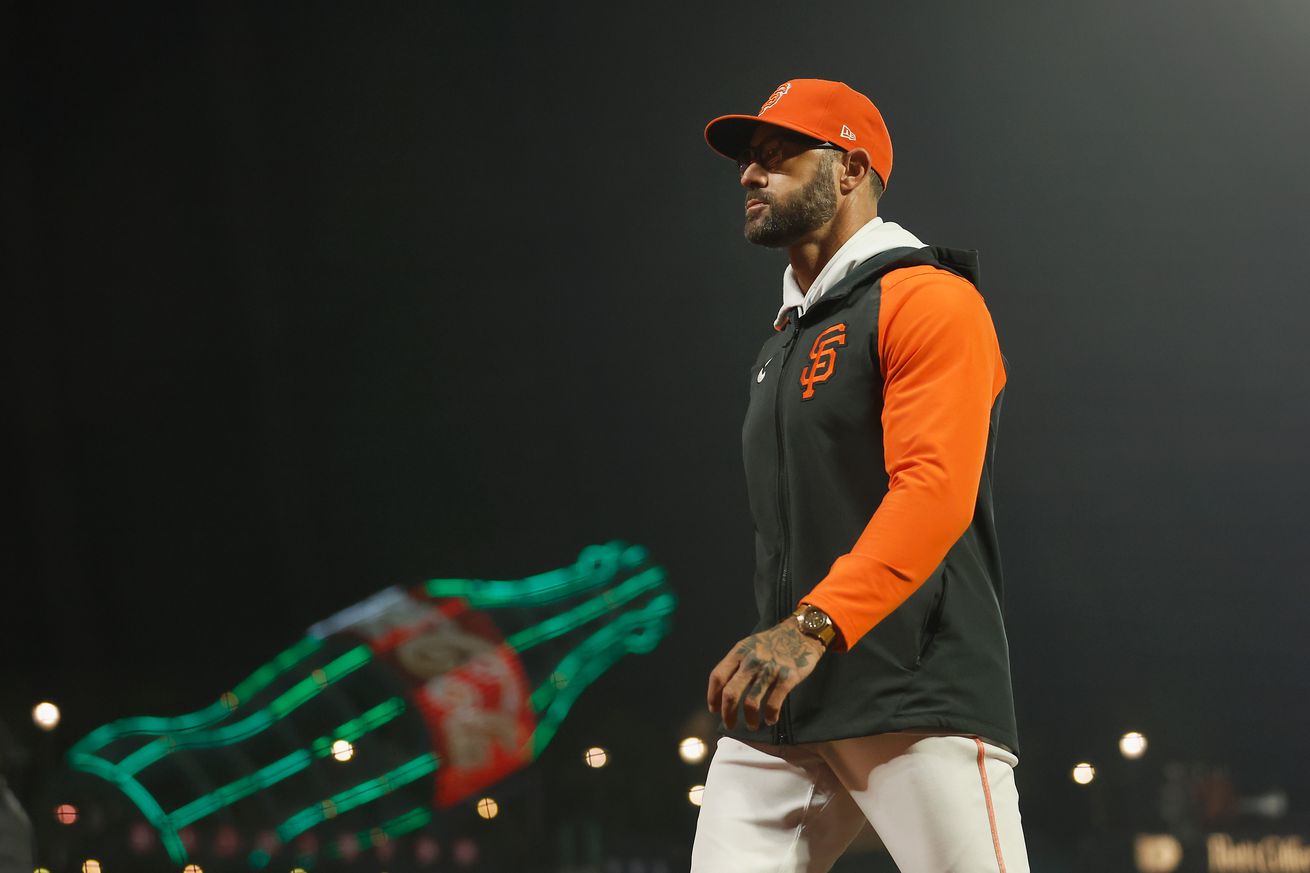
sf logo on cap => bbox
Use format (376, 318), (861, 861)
(758, 82), (792, 114)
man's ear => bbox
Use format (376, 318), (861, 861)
(839, 148), (873, 195)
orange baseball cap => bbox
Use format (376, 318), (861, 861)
(704, 78), (893, 188)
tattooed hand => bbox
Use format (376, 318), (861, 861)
(706, 618), (827, 732)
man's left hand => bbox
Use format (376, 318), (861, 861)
(706, 618), (827, 732)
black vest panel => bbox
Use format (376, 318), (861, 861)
(731, 245), (1019, 754)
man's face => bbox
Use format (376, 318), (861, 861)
(738, 126), (839, 248)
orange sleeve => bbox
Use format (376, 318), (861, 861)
(799, 266), (1006, 650)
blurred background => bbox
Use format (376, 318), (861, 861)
(4, 2), (1310, 871)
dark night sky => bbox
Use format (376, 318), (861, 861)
(5, 0), (1310, 859)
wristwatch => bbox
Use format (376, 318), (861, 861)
(792, 604), (837, 648)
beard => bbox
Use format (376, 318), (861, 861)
(743, 158), (838, 248)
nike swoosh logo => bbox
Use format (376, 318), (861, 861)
(757, 356), (774, 383)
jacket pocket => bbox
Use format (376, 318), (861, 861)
(914, 571), (948, 667)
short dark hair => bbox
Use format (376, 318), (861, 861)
(820, 148), (883, 202)
(869, 170), (885, 202)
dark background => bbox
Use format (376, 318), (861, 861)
(4, 1), (1310, 869)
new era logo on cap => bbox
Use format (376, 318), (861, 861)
(839, 124), (857, 141)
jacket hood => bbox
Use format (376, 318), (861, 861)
(775, 217), (925, 329)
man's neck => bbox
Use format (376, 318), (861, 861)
(787, 205), (879, 293)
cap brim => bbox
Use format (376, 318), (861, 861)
(703, 114), (836, 160)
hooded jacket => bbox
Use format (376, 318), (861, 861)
(731, 219), (1019, 754)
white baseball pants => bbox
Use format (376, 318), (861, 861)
(690, 731), (1030, 873)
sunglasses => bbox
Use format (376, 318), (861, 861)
(736, 135), (843, 174)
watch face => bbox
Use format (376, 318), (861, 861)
(801, 609), (827, 632)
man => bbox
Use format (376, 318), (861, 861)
(692, 79), (1029, 872)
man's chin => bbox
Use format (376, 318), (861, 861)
(749, 230), (796, 247)
(744, 222), (796, 249)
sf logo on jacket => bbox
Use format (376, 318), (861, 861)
(799, 323), (847, 399)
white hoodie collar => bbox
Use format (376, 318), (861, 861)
(775, 217), (926, 329)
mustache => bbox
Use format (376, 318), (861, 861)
(745, 190), (773, 206)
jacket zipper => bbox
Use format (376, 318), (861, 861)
(773, 314), (803, 744)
